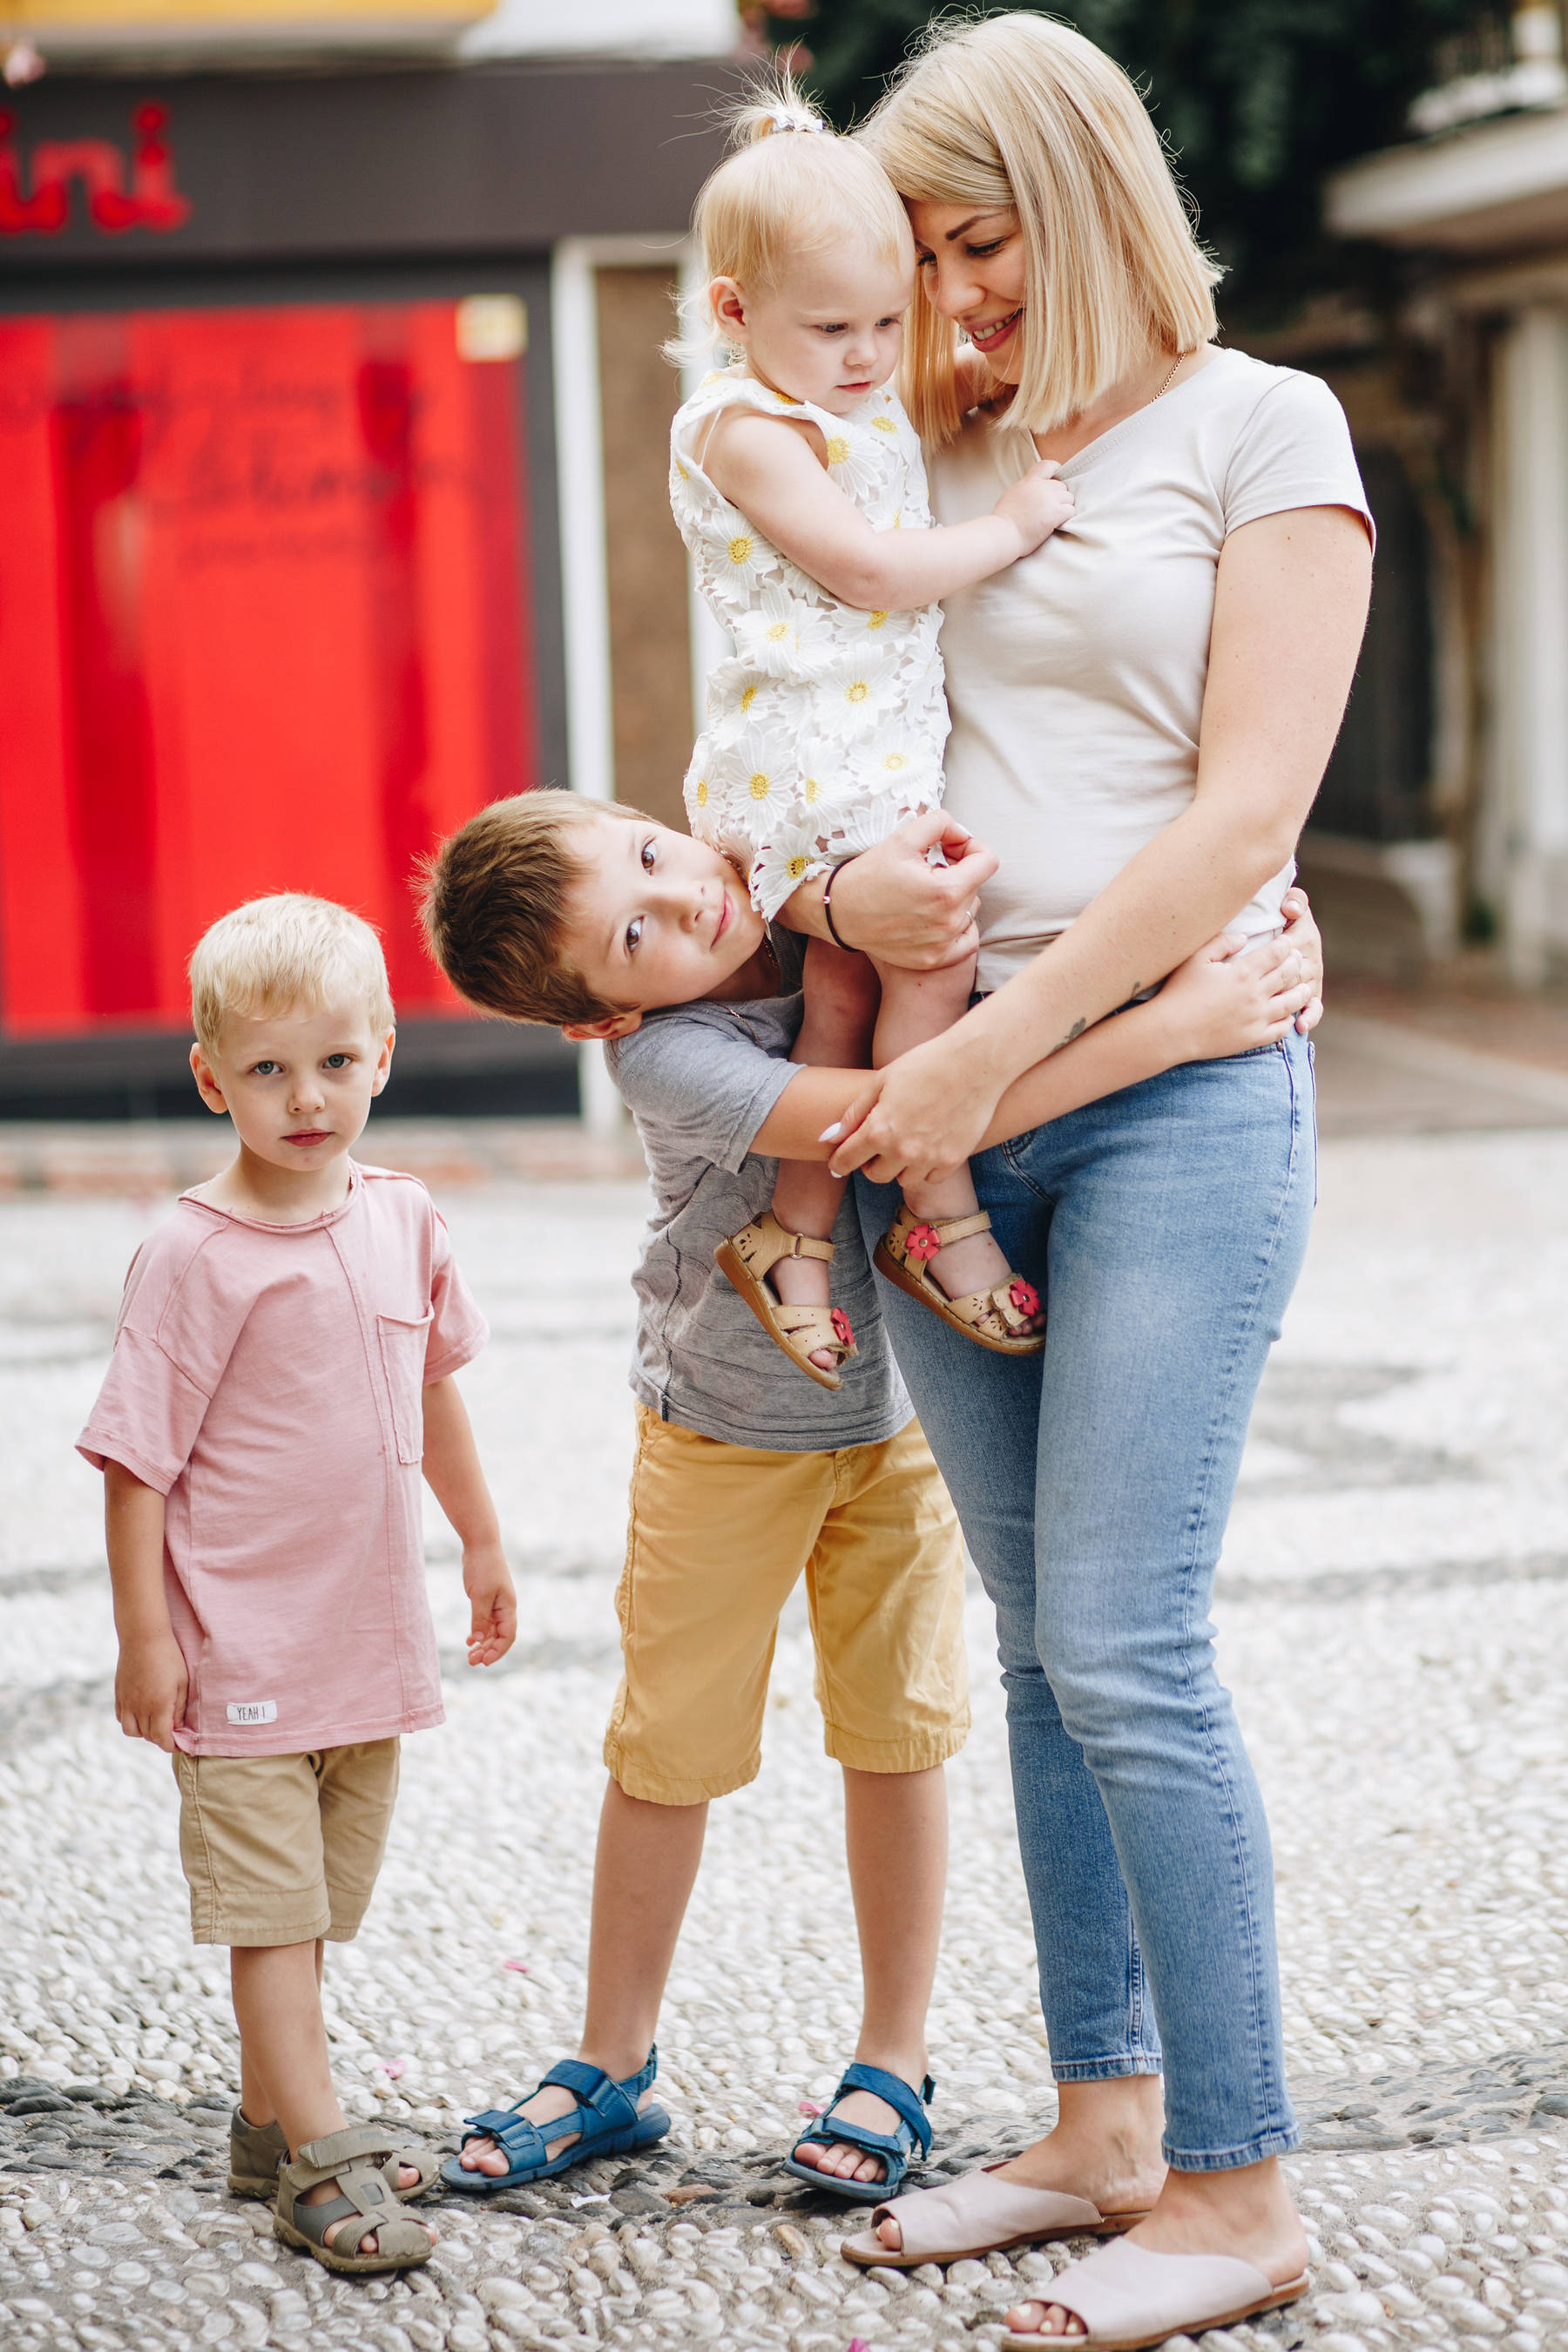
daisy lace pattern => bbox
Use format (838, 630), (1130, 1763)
(670, 367), (949, 918)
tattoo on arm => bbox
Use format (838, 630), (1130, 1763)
(1053, 1017), (1088, 1052)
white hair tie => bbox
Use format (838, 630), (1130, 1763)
(767, 109), (827, 134)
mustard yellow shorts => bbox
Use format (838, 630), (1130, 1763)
(172, 1740), (400, 1948)
(604, 1407), (970, 1805)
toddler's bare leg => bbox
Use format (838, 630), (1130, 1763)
(231, 1941), (434, 2252)
(771, 937), (880, 1370)
(872, 956), (1044, 1323)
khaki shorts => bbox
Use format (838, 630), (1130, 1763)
(172, 1740), (400, 1947)
(605, 1407), (970, 1805)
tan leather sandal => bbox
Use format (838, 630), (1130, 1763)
(228, 2105), (437, 2204)
(714, 1210), (858, 1392)
(875, 1205), (1045, 1356)
(273, 2124), (435, 2276)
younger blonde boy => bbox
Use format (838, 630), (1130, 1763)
(78, 894), (515, 2279)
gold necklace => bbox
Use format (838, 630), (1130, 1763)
(1032, 350), (1186, 463)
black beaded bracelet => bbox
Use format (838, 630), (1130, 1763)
(822, 861), (855, 952)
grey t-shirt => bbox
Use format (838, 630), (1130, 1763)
(606, 932), (912, 1451)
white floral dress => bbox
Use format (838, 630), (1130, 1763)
(670, 367), (949, 920)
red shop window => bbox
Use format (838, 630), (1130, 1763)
(0, 295), (537, 1037)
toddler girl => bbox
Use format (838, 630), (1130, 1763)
(671, 81), (1073, 1385)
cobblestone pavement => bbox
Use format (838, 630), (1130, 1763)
(3, 1124), (1568, 2350)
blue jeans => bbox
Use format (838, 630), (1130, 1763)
(857, 1031), (1315, 2170)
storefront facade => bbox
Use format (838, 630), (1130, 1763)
(0, 56), (725, 1113)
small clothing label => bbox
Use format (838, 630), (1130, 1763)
(226, 1700), (278, 1726)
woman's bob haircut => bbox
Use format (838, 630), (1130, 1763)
(859, 12), (1221, 446)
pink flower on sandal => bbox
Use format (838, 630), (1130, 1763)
(1009, 1278), (1041, 1318)
(831, 1308), (855, 1348)
(905, 1222), (943, 1263)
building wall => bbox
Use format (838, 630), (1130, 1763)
(596, 264), (693, 832)
(0, 59), (729, 1111)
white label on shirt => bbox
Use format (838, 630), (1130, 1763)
(226, 1701), (278, 1726)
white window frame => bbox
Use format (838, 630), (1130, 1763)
(551, 232), (699, 1133)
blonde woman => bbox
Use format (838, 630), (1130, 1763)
(771, 14), (1372, 2347)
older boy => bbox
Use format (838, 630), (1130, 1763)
(78, 894), (515, 2276)
(417, 790), (1315, 2202)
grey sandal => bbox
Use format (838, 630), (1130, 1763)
(274, 2124), (435, 2275)
(228, 2105), (437, 2203)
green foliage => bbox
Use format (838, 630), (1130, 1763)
(752, 0), (1480, 312)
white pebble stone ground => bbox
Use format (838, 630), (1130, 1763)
(2, 1132), (1567, 2349)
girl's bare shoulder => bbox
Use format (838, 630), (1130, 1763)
(704, 401), (830, 476)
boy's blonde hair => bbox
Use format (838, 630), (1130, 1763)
(419, 791), (651, 1028)
(671, 68), (916, 365)
(859, 13), (1220, 446)
(189, 893), (394, 1056)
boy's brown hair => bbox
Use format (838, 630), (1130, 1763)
(418, 789), (651, 1027)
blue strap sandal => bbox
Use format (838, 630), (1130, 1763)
(440, 2048), (670, 2195)
(782, 2063), (935, 2203)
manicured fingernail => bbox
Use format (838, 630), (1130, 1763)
(819, 1123), (842, 1141)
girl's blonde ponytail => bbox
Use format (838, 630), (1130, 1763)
(722, 67), (828, 148)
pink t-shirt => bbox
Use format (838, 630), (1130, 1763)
(78, 1164), (489, 1756)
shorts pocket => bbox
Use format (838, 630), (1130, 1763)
(378, 1309), (434, 1464)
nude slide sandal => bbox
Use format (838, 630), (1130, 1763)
(998, 2237), (1310, 2349)
(841, 2165), (1150, 2269)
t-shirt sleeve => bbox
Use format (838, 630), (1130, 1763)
(76, 1227), (246, 1492)
(610, 1009), (801, 1173)
(1223, 370), (1375, 550)
(424, 1207), (489, 1382)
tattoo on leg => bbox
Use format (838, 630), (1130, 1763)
(1054, 1017), (1088, 1051)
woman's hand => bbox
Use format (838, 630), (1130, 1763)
(826, 1024), (1008, 1186)
(1151, 929), (1316, 1064)
(1279, 885), (1324, 1032)
(781, 809), (998, 970)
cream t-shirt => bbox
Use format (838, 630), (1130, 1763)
(929, 347), (1373, 992)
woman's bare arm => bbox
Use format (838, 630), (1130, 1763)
(754, 926), (1314, 1162)
(826, 504), (1370, 1185)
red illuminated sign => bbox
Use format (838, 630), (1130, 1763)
(0, 298), (537, 1037)
(0, 101), (191, 236)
